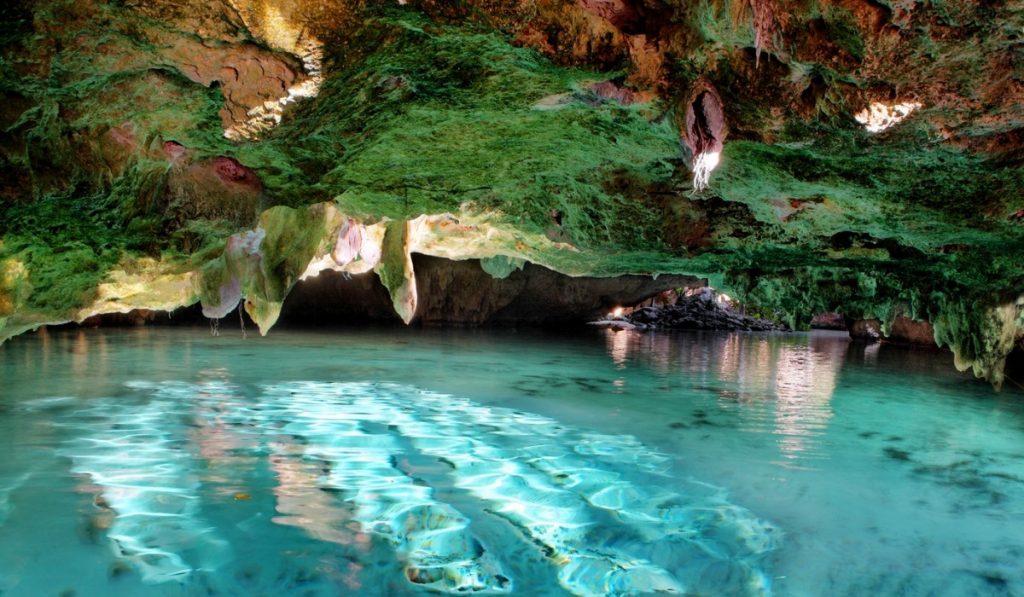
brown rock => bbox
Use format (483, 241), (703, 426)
(590, 80), (642, 105)
(164, 157), (263, 225)
(888, 316), (936, 347)
(162, 39), (302, 132)
(577, 0), (641, 31)
(811, 312), (846, 330)
(848, 318), (882, 341)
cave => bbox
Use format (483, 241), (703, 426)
(1, 1), (1023, 595)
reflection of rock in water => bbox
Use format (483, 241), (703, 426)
(125, 383), (378, 594)
(54, 379), (781, 596)
(772, 340), (845, 461)
(603, 330), (848, 465)
(267, 443), (360, 547)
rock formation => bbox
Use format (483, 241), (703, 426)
(611, 288), (786, 332)
(1, 0), (1022, 386)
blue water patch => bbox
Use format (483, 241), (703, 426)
(44, 379), (776, 595)
(1, 327), (1022, 596)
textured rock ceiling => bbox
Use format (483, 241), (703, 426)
(0, 0), (1022, 385)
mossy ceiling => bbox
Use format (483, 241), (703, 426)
(0, 0), (1022, 385)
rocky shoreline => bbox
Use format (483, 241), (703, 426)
(591, 289), (787, 332)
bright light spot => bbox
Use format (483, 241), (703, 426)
(2, 258), (27, 280)
(225, 38), (323, 140)
(854, 101), (922, 133)
(223, 3), (324, 140)
(503, 501), (526, 514)
(612, 307), (624, 318)
(692, 151), (720, 192)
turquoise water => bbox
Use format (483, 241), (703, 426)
(0, 327), (1022, 596)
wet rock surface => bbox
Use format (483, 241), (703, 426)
(620, 289), (787, 332)
(848, 316), (939, 347)
(848, 318), (883, 342)
(810, 312), (846, 330)
(888, 316), (938, 347)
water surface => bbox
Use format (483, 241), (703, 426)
(0, 327), (1022, 596)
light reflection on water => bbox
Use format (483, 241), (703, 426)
(604, 330), (846, 465)
(0, 326), (1022, 596)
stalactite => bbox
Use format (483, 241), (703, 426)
(750, 0), (776, 67)
(683, 82), (726, 192)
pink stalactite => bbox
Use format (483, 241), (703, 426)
(332, 218), (363, 267)
(202, 276), (242, 320)
(359, 228), (382, 269)
(202, 229), (265, 319)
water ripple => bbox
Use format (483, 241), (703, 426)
(51, 379), (780, 596)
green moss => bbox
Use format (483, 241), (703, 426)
(823, 7), (866, 62)
(376, 219), (409, 300)
(196, 253), (230, 309)
(480, 255), (525, 279)
(252, 13), (679, 251)
(713, 138), (1023, 250)
(254, 206), (328, 303)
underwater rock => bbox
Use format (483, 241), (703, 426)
(264, 386), (512, 594)
(113, 378), (780, 595)
(0, 472), (32, 527)
(59, 395), (229, 583)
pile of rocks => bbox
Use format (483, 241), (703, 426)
(593, 288), (787, 332)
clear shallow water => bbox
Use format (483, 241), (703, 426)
(0, 327), (1022, 596)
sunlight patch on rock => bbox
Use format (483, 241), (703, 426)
(854, 102), (922, 133)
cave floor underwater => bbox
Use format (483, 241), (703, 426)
(0, 326), (1022, 596)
